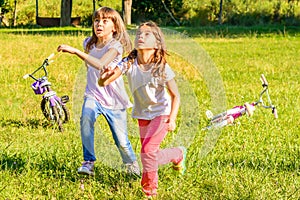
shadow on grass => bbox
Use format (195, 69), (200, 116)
(0, 152), (27, 173)
(0, 152), (142, 197)
(1, 150), (140, 189)
(77, 164), (141, 188)
(0, 118), (61, 130)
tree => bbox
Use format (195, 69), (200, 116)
(131, 0), (185, 26)
(218, 0), (223, 25)
(1, 0), (11, 26)
(123, 0), (132, 25)
(60, 0), (72, 26)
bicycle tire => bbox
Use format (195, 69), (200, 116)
(41, 98), (69, 132)
(41, 98), (70, 123)
(60, 104), (70, 123)
(41, 98), (52, 121)
(52, 105), (64, 132)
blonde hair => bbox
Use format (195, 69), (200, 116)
(126, 21), (168, 79)
(85, 7), (132, 54)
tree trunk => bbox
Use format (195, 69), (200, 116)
(0, 8), (2, 27)
(218, 0), (223, 25)
(123, 0), (132, 25)
(36, 0), (39, 21)
(60, 0), (72, 26)
(13, 0), (17, 26)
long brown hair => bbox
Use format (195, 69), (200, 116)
(85, 7), (132, 54)
(125, 21), (168, 79)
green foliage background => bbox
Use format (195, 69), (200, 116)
(1, 0), (300, 26)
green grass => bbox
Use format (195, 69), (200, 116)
(0, 26), (299, 199)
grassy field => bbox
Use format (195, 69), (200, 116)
(0, 26), (299, 199)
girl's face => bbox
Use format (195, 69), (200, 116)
(134, 25), (158, 50)
(93, 17), (116, 40)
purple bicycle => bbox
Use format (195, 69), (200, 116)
(204, 74), (278, 130)
(23, 53), (70, 132)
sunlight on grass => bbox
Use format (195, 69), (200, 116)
(0, 29), (299, 199)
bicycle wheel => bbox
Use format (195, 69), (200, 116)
(41, 98), (67, 132)
(60, 104), (70, 123)
(41, 98), (70, 122)
(41, 98), (52, 121)
(52, 105), (64, 132)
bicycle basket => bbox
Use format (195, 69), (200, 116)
(31, 79), (49, 95)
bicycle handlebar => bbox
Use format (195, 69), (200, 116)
(47, 53), (55, 61)
(260, 74), (268, 86)
(23, 74), (30, 79)
(259, 74), (278, 119)
(23, 53), (55, 80)
(273, 107), (278, 119)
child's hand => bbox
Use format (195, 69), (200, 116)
(100, 66), (115, 79)
(167, 119), (176, 131)
(99, 66), (115, 86)
(57, 44), (77, 54)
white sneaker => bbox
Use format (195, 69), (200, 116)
(77, 161), (94, 176)
(125, 161), (140, 177)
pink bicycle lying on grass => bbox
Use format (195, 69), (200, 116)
(204, 74), (278, 130)
(23, 53), (70, 132)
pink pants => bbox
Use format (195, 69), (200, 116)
(138, 115), (183, 196)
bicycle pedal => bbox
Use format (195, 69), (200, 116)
(61, 95), (69, 103)
(205, 110), (213, 119)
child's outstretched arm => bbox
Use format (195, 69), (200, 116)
(166, 78), (180, 131)
(98, 66), (122, 86)
(57, 44), (118, 70)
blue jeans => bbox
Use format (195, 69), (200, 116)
(80, 97), (137, 164)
